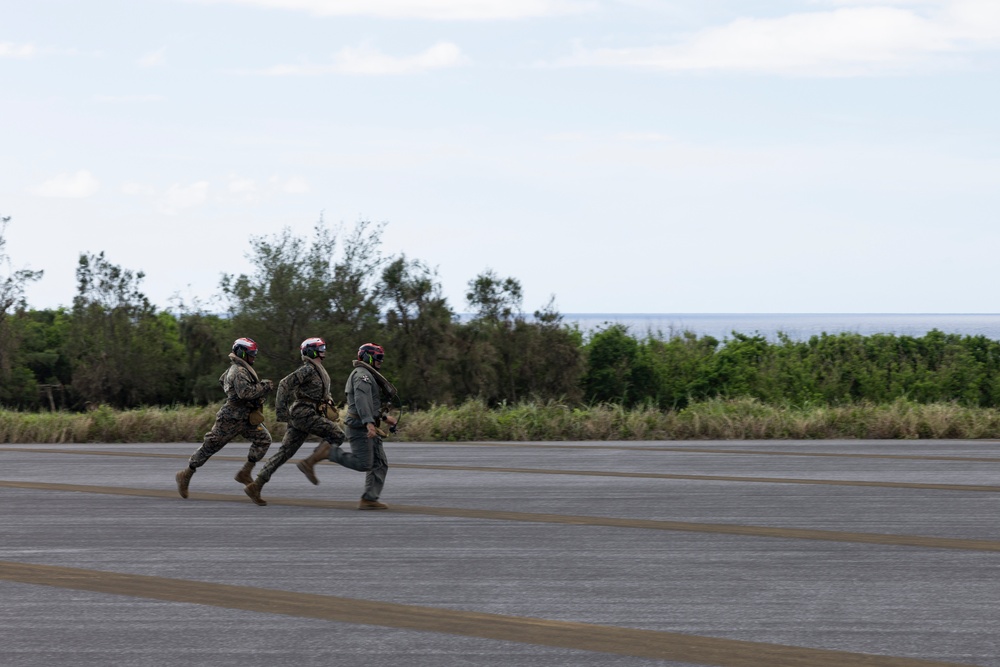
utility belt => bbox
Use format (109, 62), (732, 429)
(346, 411), (387, 436)
(296, 399), (338, 421)
(227, 398), (265, 426)
(345, 411), (364, 428)
(227, 397), (263, 411)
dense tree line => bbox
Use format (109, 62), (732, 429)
(583, 326), (1000, 409)
(0, 218), (585, 411)
(3, 215), (1000, 413)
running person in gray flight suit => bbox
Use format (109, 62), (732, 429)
(176, 337), (274, 498)
(243, 337), (345, 506)
(320, 343), (397, 510)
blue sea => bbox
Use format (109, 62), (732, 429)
(558, 314), (1000, 342)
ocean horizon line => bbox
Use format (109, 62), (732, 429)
(536, 313), (1000, 342)
(558, 312), (1000, 316)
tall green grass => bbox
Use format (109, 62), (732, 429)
(3, 398), (1000, 443)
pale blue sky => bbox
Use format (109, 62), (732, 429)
(3, 0), (999, 314)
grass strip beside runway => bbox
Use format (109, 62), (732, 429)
(4, 442), (1000, 464)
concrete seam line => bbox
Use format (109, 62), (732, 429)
(2, 480), (999, 553)
(4, 448), (1000, 493)
(0, 561), (966, 667)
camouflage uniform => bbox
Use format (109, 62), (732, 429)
(188, 355), (272, 469)
(255, 359), (345, 484)
(327, 362), (389, 502)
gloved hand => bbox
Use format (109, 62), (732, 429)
(261, 379), (274, 391)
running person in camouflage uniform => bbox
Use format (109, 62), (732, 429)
(243, 337), (345, 506)
(175, 337), (274, 499)
(324, 343), (397, 510)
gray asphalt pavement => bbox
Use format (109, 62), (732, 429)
(1, 439), (999, 666)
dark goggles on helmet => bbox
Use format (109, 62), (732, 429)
(312, 345), (327, 353)
(372, 353), (384, 362)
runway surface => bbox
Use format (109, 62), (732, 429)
(2, 439), (999, 666)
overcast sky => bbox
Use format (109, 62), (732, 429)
(3, 0), (999, 315)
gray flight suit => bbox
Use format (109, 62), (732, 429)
(328, 363), (389, 501)
(257, 359), (344, 484)
(188, 355), (272, 468)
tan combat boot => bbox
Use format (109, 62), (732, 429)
(234, 461), (255, 485)
(243, 480), (267, 506)
(175, 467), (194, 499)
(296, 441), (331, 485)
(358, 498), (388, 510)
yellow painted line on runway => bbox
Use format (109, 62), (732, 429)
(3, 479), (1000, 553)
(4, 447), (1000, 494)
(0, 560), (966, 667)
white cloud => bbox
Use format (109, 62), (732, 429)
(944, 0), (1000, 41)
(122, 175), (307, 210)
(220, 176), (262, 204)
(138, 48), (166, 67)
(259, 42), (467, 75)
(0, 42), (37, 58)
(93, 94), (166, 103)
(562, 1), (1000, 76)
(159, 181), (210, 214)
(617, 132), (674, 143)
(545, 131), (589, 143)
(185, 0), (588, 20)
(122, 182), (157, 196)
(273, 175), (310, 193)
(31, 171), (100, 198)
(228, 177), (257, 194)
(0, 42), (84, 59)
(223, 174), (311, 200)
(815, 0), (944, 5)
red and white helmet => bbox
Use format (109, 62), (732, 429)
(232, 337), (258, 360)
(357, 343), (384, 365)
(301, 337), (326, 359)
